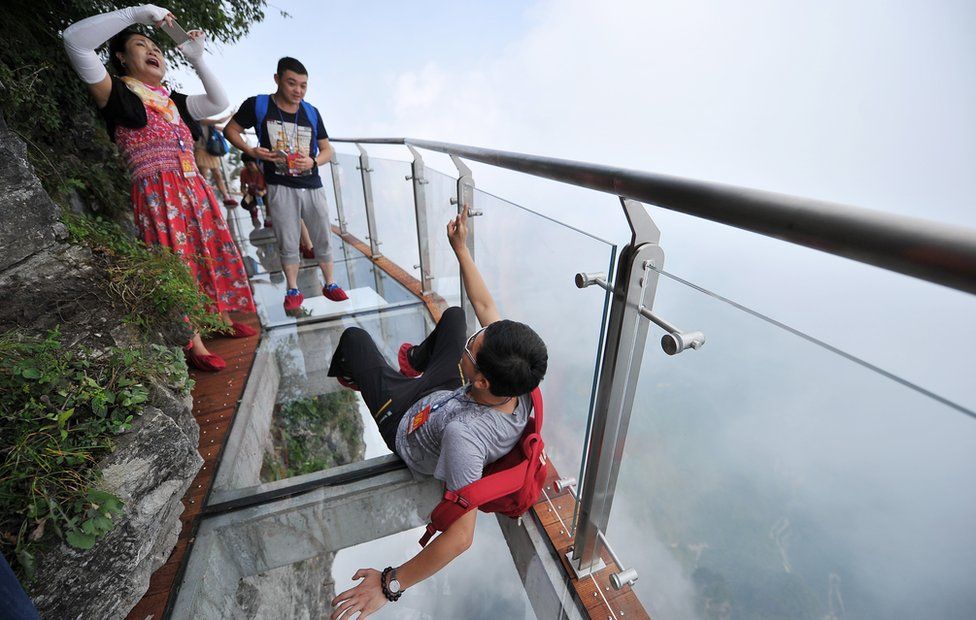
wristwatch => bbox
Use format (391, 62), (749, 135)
(381, 566), (403, 602)
(388, 568), (402, 596)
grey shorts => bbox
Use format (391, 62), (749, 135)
(266, 185), (333, 266)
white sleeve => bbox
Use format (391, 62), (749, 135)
(61, 5), (170, 84)
(179, 34), (229, 119)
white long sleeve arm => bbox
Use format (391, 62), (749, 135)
(62, 5), (169, 84)
(179, 35), (229, 119)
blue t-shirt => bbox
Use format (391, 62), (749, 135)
(232, 95), (329, 189)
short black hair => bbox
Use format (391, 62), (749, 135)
(276, 56), (308, 77)
(476, 321), (548, 397)
(107, 27), (161, 76)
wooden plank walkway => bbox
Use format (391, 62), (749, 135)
(536, 463), (652, 620)
(126, 311), (260, 620)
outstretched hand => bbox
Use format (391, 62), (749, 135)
(331, 568), (387, 620)
(447, 204), (470, 253)
(177, 30), (206, 63)
(135, 5), (173, 27)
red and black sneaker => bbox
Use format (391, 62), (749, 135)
(398, 343), (422, 377)
(336, 375), (360, 391)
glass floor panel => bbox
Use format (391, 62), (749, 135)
(210, 305), (433, 501)
(173, 467), (540, 619)
(250, 254), (422, 330)
(224, 205), (360, 277)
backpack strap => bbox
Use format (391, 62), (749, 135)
(300, 101), (319, 157)
(254, 94), (270, 146)
(418, 436), (542, 547)
(417, 388), (546, 548)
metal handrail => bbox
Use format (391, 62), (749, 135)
(328, 137), (976, 295)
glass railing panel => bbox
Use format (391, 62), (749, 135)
(422, 167), (462, 308)
(470, 188), (616, 493)
(369, 157), (421, 282)
(602, 268), (976, 620)
(333, 153), (369, 243)
(249, 240), (423, 329)
(210, 305), (433, 496)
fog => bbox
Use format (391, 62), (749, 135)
(169, 1), (975, 617)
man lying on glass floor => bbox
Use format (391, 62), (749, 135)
(328, 205), (548, 618)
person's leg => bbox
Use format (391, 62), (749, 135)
(328, 327), (419, 449)
(302, 188), (336, 283)
(299, 219), (314, 255)
(397, 306), (468, 394)
(408, 306), (466, 374)
(267, 185), (303, 290)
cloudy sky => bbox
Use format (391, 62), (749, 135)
(172, 0), (976, 411)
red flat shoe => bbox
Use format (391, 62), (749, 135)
(323, 283), (349, 302)
(228, 321), (257, 338)
(223, 197), (239, 207)
(398, 343), (422, 377)
(185, 349), (227, 372)
(300, 246), (315, 260)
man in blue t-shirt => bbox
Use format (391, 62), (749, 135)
(225, 56), (348, 309)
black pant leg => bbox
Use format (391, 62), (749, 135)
(408, 306), (467, 373)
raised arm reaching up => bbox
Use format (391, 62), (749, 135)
(448, 205), (501, 327)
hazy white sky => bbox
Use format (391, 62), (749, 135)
(173, 0), (976, 402)
(161, 3), (975, 616)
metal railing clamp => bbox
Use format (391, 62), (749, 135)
(576, 263), (705, 355)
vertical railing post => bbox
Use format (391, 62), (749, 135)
(450, 155), (479, 334)
(330, 152), (348, 235)
(570, 198), (665, 575)
(355, 144), (382, 259)
(406, 145), (434, 295)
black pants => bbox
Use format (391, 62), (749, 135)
(327, 306), (467, 451)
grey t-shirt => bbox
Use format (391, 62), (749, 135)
(395, 386), (531, 491)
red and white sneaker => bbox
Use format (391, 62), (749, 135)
(283, 288), (304, 310)
(323, 283), (349, 302)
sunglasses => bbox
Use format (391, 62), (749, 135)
(464, 327), (487, 369)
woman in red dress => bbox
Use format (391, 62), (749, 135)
(63, 4), (255, 371)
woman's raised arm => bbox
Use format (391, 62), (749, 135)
(62, 4), (171, 107)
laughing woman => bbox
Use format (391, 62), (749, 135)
(63, 4), (256, 372)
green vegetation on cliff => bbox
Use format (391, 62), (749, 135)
(262, 391), (365, 481)
(0, 329), (193, 579)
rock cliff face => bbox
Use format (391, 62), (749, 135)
(0, 113), (202, 618)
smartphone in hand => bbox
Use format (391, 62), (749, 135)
(160, 20), (191, 44)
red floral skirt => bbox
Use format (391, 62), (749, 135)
(132, 171), (255, 314)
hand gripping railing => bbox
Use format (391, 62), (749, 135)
(322, 136), (976, 580)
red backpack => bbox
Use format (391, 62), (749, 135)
(419, 387), (547, 547)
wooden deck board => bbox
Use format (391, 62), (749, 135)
(126, 311), (259, 620)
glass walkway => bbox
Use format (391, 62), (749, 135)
(166, 139), (976, 620)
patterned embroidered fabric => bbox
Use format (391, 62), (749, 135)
(115, 106), (256, 314)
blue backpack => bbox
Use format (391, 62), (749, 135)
(205, 126), (229, 156)
(254, 94), (319, 157)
